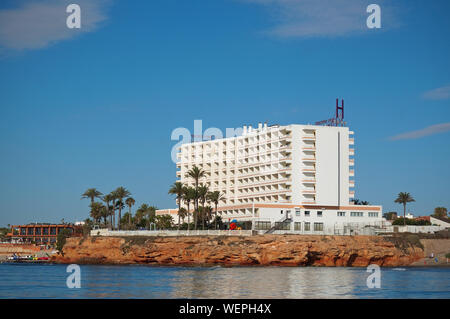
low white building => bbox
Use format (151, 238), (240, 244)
(430, 216), (450, 228)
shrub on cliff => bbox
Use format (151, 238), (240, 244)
(56, 228), (72, 254)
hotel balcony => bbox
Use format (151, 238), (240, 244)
(302, 146), (316, 151)
(237, 188), (292, 199)
(302, 135), (316, 141)
(349, 191), (355, 197)
(349, 148), (355, 155)
(302, 168), (316, 173)
(302, 189), (316, 194)
(349, 170), (354, 176)
(349, 159), (354, 166)
(302, 178), (316, 183)
(279, 144), (292, 151)
(302, 157), (316, 162)
(349, 138), (354, 145)
(349, 180), (355, 188)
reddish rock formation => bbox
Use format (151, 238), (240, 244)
(52, 235), (424, 267)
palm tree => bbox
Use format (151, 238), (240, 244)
(107, 191), (118, 230)
(168, 182), (184, 230)
(113, 187), (131, 230)
(197, 184), (209, 230)
(183, 186), (196, 230)
(89, 202), (104, 224)
(178, 208), (188, 225)
(100, 205), (110, 226)
(207, 191), (225, 229)
(147, 206), (157, 230)
(186, 165), (206, 213)
(394, 192), (415, 226)
(125, 197), (136, 228)
(82, 188), (103, 204)
(135, 204), (150, 228)
(102, 193), (114, 229)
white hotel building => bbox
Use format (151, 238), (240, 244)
(166, 122), (383, 235)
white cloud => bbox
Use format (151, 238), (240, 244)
(240, 0), (394, 38)
(0, 0), (110, 51)
(422, 85), (450, 100)
(389, 123), (450, 141)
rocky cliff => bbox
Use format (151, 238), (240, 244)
(52, 234), (425, 267)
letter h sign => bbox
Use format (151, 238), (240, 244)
(336, 98), (344, 120)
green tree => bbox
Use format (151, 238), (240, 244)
(394, 192), (415, 226)
(125, 197), (136, 228)
(81, 188), (103, 204)
(89, 202), (104, 224)
(383, 211), (397, 220)
(207, 191), (225, 229)
(185, 165), (206, 226)
(82, 218), (93, 237)
(178, 207), (188, 224)
(135, 203), (150, 228)
(99, 205), (110, 226)
(147, 206), (157, 229)
(169, 182), (185, 230)
(56, 228), (71, 254)
(433, 207), (448, 218)
(112, 187), (131, 230)
(155, 214), (173, 230)
(183, 186), (196, 231)
(197, 184), (209, 230)
(102, 193), (114, 229)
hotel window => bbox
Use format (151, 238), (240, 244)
(35, 228), (41, 235)
(43, 228), (49, 235)
(294, 222), (301, 231)
(368, 212), (378, 217)
(255, 221), (271, 230)
(20, 228), (26, 235)
(27, 228), (33, 235)
(295, 209), (301, 217)
(304, 222), (311, 231)
(317, 211), (323, 217)
(351, 212), (364, 217)
(304, 211), (310, 217)
(275, 222), (290, 230)
(314, 223), (324, 231)
(337, 211), (346, 217)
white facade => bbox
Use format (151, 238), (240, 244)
(174, 122), (383, 234)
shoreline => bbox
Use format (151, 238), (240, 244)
(51, 234), (432, 267)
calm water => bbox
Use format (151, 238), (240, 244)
(0, 264), (449, 299)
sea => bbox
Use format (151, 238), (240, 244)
(0, 263), (449, 299)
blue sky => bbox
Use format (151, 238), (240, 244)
(0, 0), (449, 225)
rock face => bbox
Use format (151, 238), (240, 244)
(52, 235), (425, 267)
